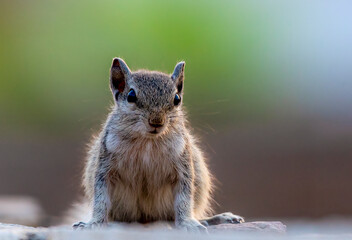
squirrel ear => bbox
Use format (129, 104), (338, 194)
(171, 61), (185, 93)
(110, 58), (131, 98)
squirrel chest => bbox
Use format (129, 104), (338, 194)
(106, 133), (186, 192)
(104, 133), (187, 221)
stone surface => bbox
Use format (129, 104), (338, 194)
(208, 221), (286, 233)
(1, 221), (352, 240)
(0, 221), (286, 240)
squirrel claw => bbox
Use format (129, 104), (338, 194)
(73, 221), (101, 229)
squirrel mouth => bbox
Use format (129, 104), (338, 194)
(149, 127), (164, 135)
(147, 123), (166, 135)
(150, 129), (158, 134)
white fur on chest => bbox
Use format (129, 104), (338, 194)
(106, 131), (186, 175)
(142, 141), (153, 165)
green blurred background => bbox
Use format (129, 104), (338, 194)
(1, 0), (352, 225)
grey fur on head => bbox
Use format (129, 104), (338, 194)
(108, 58), (187, 138)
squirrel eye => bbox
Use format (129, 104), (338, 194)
(127, 89), (137, 103)
(174, 94), (181, 106)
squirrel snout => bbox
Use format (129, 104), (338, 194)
(148, 118), (165, 128)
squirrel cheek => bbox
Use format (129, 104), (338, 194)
(126, 102), (137, 111)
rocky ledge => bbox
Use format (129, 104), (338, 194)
(0, 221), (286, 240)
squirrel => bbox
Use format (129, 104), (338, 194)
(73, 58), (244, 232)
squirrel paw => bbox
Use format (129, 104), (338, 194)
(217, 212), (245, 224)
(177, 218), (208, 233)
(73, 220), (103, 229)
(200, 212), (245, 226)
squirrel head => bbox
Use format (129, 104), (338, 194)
(109, 58), (186, 138)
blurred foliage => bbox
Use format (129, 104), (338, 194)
(2, 0), (351, 136)
(0, 0), (279, 135)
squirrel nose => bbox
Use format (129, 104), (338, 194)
(149, 118), (164, 128)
